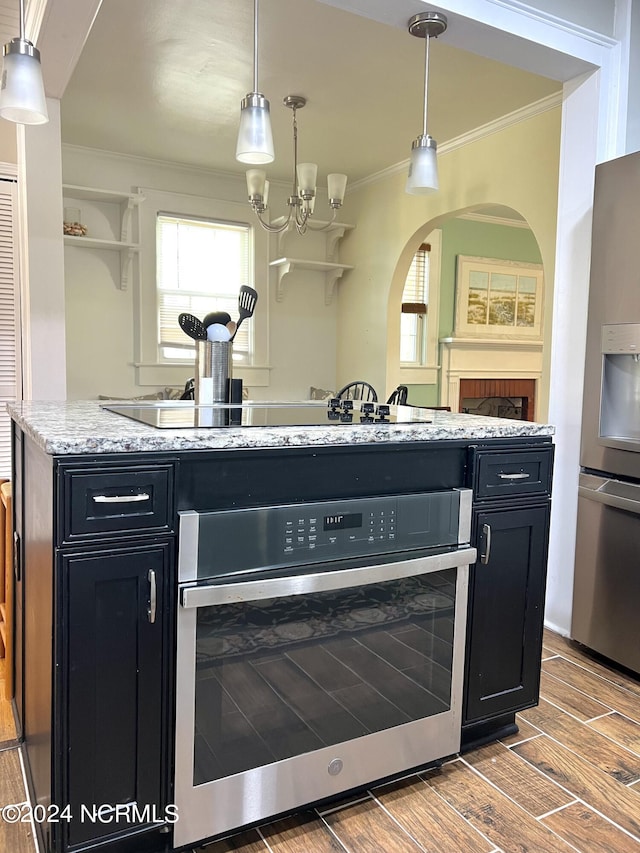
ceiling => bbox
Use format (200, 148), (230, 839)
(58, 0), (562, 187)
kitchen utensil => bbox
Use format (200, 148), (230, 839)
(231, 286), (258, 341)
(206, 323), (232, 342)
(179, 312), (207, 340)
(226, 320), (237, 337)
(203, 311), (232, 328)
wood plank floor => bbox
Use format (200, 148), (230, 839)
(197, 629), (640, 853)
(0, 658), (34, 853)
(3, 631), (640, 853)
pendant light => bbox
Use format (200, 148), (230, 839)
(405, 11), (447, 195)
(236, 0), (274, 164)
(0, 0), (48, 125)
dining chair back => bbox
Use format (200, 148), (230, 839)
(386, 385), (408, 406)
(335, 381), (378, 402)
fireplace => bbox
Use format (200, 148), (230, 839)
(439, 337), (543, 421)
(459, 378), (535, 421)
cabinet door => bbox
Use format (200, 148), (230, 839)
(464, 503), (550, 723)
(59, 543), (171, 849)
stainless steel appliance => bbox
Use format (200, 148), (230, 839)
(174, 488), (475, 848)
(572, 151), (640, 672)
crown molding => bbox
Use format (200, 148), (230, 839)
(349, 90), (563, 193)
(62, 142), (247, 181)
(486, 0), (617, 48)
(457, 212), (529, 229)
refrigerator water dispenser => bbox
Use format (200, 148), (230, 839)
(600, 324), (640, 446)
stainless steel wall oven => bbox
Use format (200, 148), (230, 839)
(174, 487), (475, 848)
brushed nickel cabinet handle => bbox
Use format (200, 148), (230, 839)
(497, 472), (530, 480)
(148, 569), (157, 623)
(93, 493), (150, 503)
(480, 523), (492, 564)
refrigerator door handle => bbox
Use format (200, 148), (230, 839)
(579, 478), (640, 517)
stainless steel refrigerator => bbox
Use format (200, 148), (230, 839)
(572, 151), (640, 674)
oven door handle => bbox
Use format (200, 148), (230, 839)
(180, 546), (477, 608)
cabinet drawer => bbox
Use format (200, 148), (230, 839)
(474, 446), (553, 500)
(61, 465), (174, 542)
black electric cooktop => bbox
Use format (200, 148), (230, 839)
(101, 400), (432, 429)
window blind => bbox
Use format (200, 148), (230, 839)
(0, 180), (16, 479)
(157, 214), (251, 360)
(402, 243), (430, 314)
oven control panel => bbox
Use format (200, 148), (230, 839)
(179, 489), (471, 581)
(283, 504), (397, 554)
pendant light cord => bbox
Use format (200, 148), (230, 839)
(422, 31), (430, 138)
(253, 0), (259, 92)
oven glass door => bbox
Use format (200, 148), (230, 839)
(175, 549), (472, 848)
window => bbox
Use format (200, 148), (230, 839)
(136, 188), (269, 390)
(400, 243), (429, 365)
(157, 214), (251, 363)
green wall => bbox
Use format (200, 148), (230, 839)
(407, 217), (542, 407)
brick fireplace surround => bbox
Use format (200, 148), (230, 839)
(459, 378), (536, 421)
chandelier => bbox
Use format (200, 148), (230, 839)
(235, 0), (347, 234)
(243, 95), (347, 234)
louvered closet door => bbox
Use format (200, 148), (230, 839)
(0, 180), (17, 479)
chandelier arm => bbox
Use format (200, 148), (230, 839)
(304, 209), (339, 231)
(294, 205), (311, 230)
(254, 208), (293, 233)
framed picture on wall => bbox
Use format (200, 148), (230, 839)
(454, 255), (544, 339)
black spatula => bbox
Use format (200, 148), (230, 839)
(178, 312), (207, 340)
(231, 286), (258, 341)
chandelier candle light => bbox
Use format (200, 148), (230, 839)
(0, 0), (48, 124)
(406, 11), (447, 195)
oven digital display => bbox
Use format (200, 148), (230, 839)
(323, 512), (363, 531)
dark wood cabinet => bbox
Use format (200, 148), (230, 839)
(462, 443), (553, 749)
(58, 543), (171, 850)
(16, 443), (176, 853)
(464, 502), (550, 722)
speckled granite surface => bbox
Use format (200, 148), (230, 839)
(7, 400), (555, 456)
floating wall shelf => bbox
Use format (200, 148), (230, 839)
(270, 218), (354, 260)
(269, 257), (354, 305)
(62, 185), (144, 289)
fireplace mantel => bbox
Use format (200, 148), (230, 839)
(439, 336), (543, 416)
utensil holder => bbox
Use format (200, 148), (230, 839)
(195, 341), (232, 405)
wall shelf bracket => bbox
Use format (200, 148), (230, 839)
(120, 249), (136, 290)
(269, 257), (353, 304)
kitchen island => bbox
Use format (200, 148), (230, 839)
(8, 400), (554, 853)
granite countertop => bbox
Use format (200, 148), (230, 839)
(7, 400), (555, 456)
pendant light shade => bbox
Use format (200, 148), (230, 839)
(406, 135), (438, 195)
(236, 93), (274, 164)
(235, 0), (274, 164)
(405, 11), (446, 195)
(0, 0), (48, 125)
